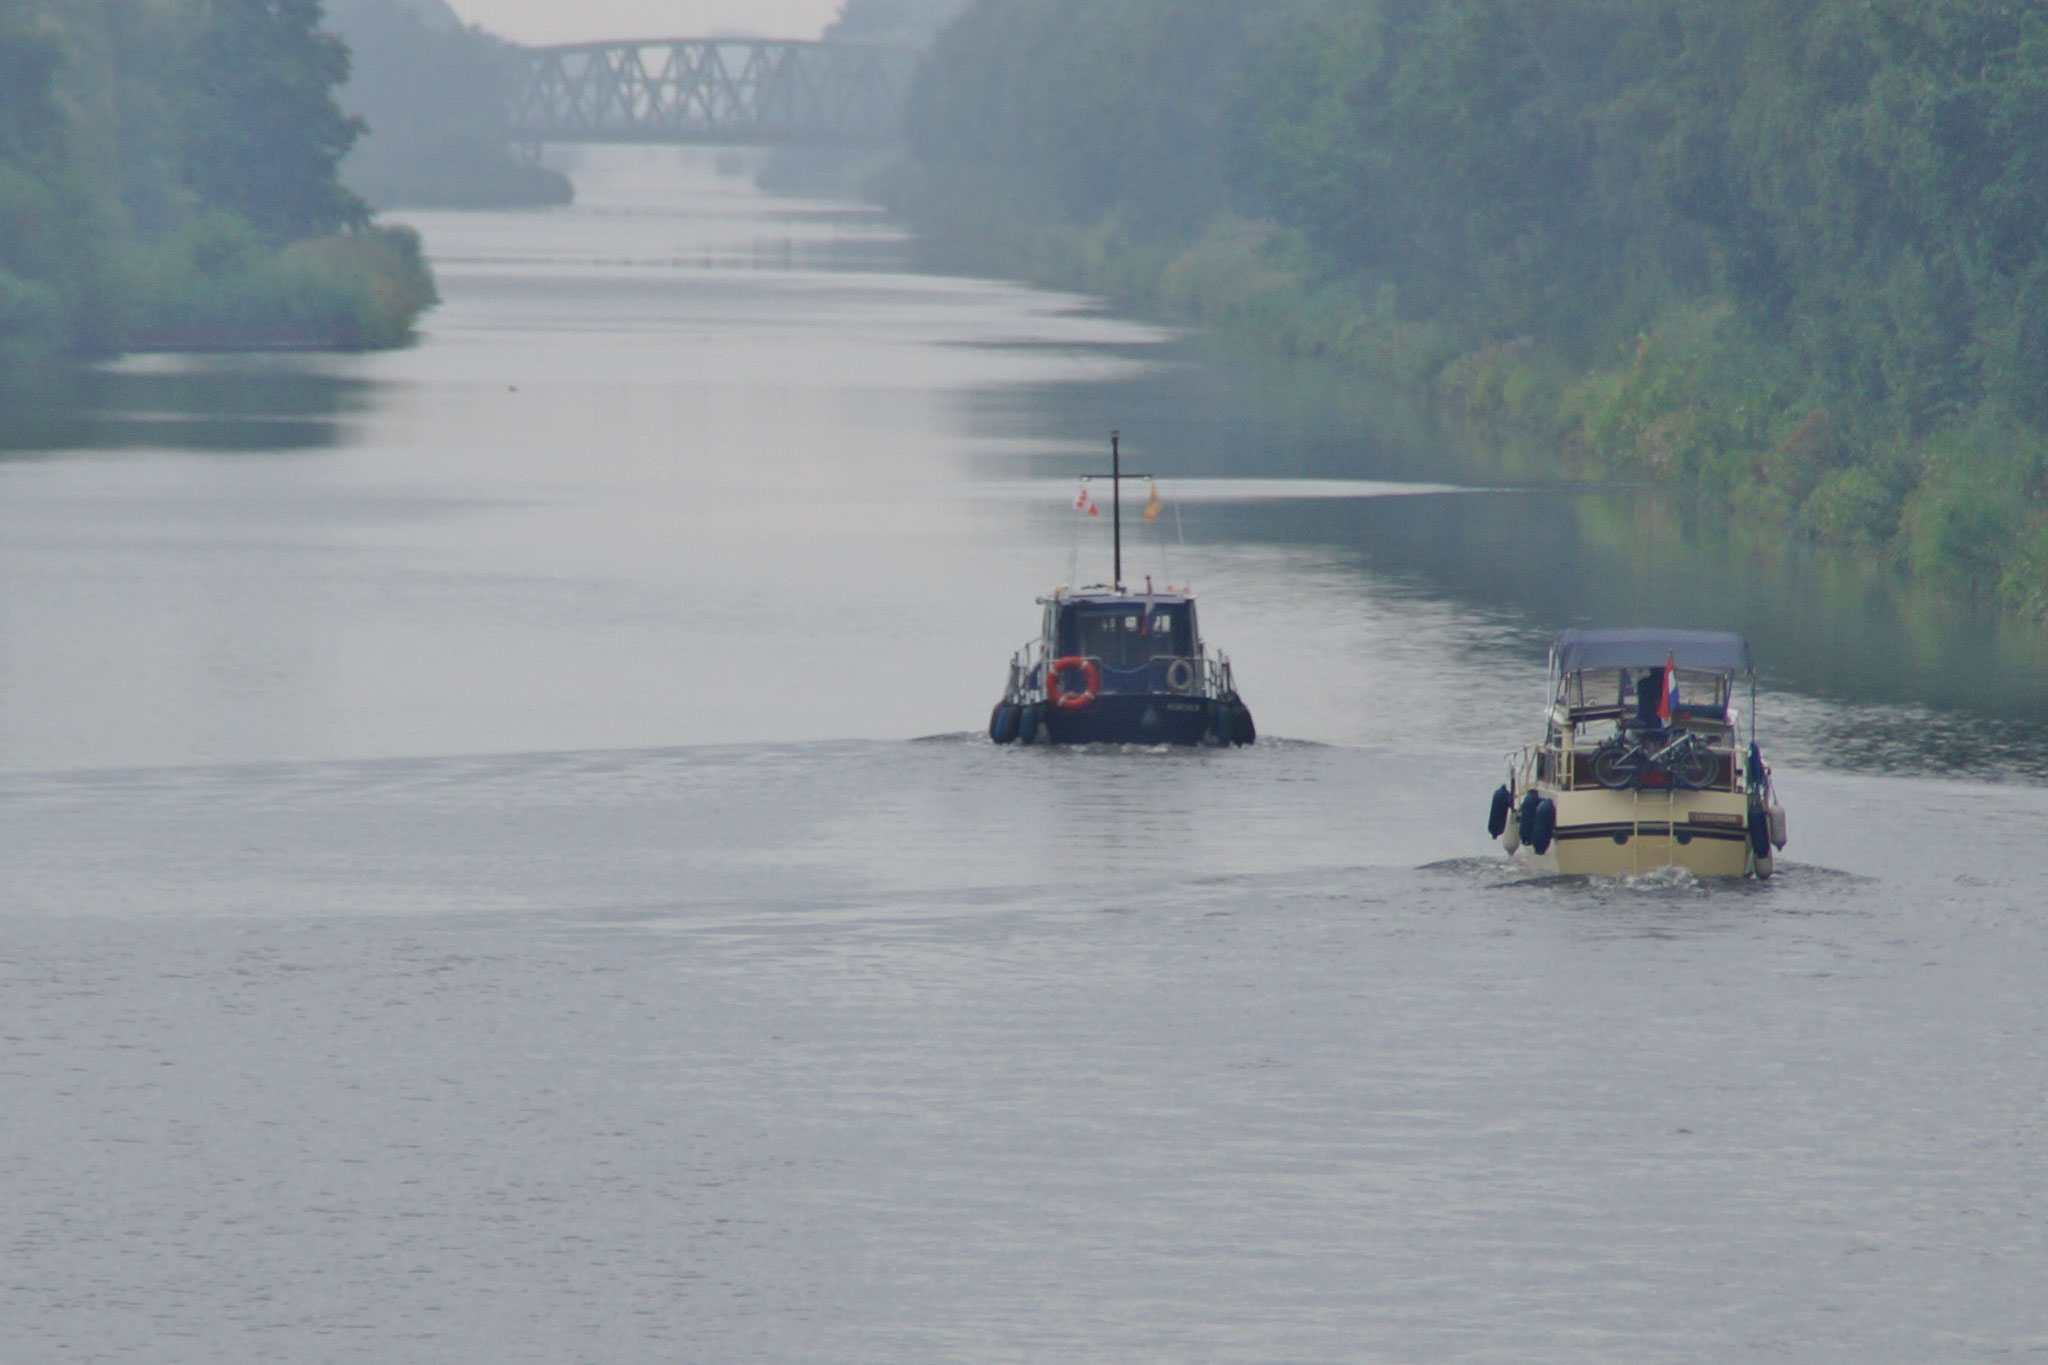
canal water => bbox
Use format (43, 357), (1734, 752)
(3, 150), (2044, 1361)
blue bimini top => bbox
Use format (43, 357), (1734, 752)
(1551, 628), (1752, 675)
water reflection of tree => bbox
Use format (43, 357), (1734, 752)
(0, 361), (369, 456)
(1564, 492), (2048, 730)
(1136, 480), (2048, 746)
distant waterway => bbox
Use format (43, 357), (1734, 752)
(2, 149), (2045, 1362)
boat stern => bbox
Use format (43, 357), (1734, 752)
(1529, 785), (1756, 877)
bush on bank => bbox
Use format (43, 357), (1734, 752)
(121, 216), (437, 350)
(900, 0), (2048, 611)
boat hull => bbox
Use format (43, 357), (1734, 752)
(1515, 785), (1758, 878)
(1041, 693), (1217, 745)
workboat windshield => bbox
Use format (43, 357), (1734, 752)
(1057, 599), (1196, 669)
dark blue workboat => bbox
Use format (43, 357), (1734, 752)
(988, 434), (1255, 747)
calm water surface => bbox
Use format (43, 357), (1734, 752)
(3, 151), (2045, 1362)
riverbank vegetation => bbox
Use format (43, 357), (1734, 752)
(761, 0), (969, 193)
(901, 0), (2048, 609)
(2, 0), (435, 384)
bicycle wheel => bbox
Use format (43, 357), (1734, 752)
(1670, 738), (1719, 790)
(1590, 741), (1640, 789)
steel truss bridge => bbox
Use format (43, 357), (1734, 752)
(508, 40), (922, 148)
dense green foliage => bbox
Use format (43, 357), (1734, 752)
(328, 0), (571, 210)
(904, 0), (2048, 606)
(2, 0), (113, 363)
(182, 0), (366, 240)
(911, 0), (1262, 235)
(0, 0), (433, 383)
(121, 211), (434, 347)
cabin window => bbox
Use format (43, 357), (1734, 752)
(1063, 604), (1191, 668)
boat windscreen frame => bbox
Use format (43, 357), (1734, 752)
(1548, 649), (1757, 746)
(1049, 596), (1198, 665)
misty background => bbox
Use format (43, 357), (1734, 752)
(8, 3), (2048, 1362)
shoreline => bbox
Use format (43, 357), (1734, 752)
(892, 191), (2048, 631)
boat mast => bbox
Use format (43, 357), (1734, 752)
(1112, 431), (1122, 589)
(1085, 430), (1149, 592)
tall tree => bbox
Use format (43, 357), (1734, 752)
(2, 0), (111, 362)
(181, 0), (367, 241)
(1, 3), (66, 176)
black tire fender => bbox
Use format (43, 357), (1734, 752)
(989, 703), (1019, 744)
(1210, 701), (1234, 746)
(1748, 805), (1772, 859)
(1228, 700), (1256, 746)
(1531, 798), (1558, 855)
(1487, 785), (1514, 839)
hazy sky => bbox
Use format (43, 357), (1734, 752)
(447, 0), (847, 44)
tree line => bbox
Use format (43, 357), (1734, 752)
(1, 0), (435, 380)
(904, 0), (2048, 606)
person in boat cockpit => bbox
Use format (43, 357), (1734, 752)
(1620, 669), (1671, 737)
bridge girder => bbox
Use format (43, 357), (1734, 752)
(508, 40), (923, 148)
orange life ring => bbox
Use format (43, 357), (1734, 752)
(1047, 656), (1100, 710)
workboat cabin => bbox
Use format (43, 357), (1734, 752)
(990, 585), (1254, 746)
(989, 432), (1253, 746)
(1487, 628), (1786, 877)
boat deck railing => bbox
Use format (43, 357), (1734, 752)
(1515, 722), (1753, 795)
(1004, 639), (1238, 705)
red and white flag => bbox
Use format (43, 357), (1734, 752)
(1659, 651), (1679, 723)
(1075, 484), (1098, 516)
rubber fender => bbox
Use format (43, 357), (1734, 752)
(1487, 785), (1514, 839)
(1768, 805), (1788, 850)
(1531, 798), (1557, 855)
(989, 703), (1019, 745)
(1228, 700), (1256, 746)
(1210, 701), (1234, 746)
(1017, 703), (1040, 745)
(1748, 805), (1772, 858)
(1517, 789), (1542, 846)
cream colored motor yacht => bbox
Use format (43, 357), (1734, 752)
(1488, 629), (1787, 878)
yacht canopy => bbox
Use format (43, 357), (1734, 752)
(1552, 628), (1752, 675)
